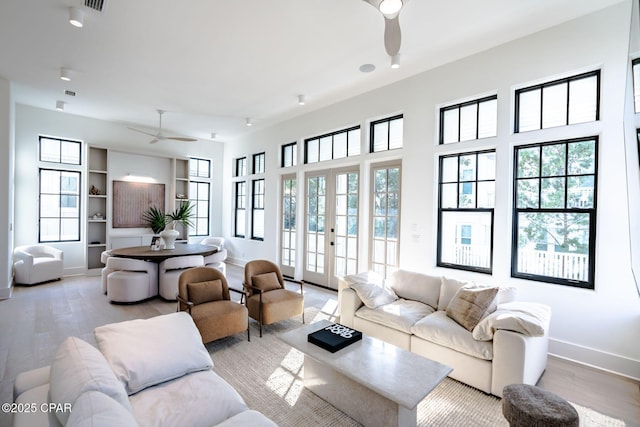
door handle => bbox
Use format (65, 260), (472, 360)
(330, 242), (334, 246)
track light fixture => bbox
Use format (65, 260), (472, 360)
(245, 118), (252, 127)
(60, 67), (72, 81)
(69, 7), (84, 28)
(298, 95), (306, 106)
(56, 101), (65, 111)
(210, 132), (217, 140)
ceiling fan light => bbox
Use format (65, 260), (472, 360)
(391, 54), (400, 69)
(379, 0), (402, 16)
(69, 7), (84, 28)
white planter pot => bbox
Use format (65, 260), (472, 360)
(160, 228), (180, 249)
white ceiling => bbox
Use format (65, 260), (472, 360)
(0, 0), (624, 143)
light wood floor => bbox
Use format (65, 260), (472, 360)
(0, 264), (638, 427)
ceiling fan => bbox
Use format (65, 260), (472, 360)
(128, 110), (198, 144)
(362, 0), (407, 64)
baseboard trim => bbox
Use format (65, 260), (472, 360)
(549, 338), (640, 382)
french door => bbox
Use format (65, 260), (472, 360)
(304, 167), (359, 289)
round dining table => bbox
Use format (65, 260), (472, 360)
(111, 243), (218, 263)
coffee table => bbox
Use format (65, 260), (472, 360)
(279, 320), (452, 427)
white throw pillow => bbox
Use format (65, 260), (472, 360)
(349, 281), (398, 309)
(94, 312), (213, 395)
(49, 337), (132, 425)
(67, 391), (139, 427)
(472, 302), (551, 341)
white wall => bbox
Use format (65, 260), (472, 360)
(0, 77), (14, 299)
(13, 104), (225, 274)
(223, 2), (640, 378)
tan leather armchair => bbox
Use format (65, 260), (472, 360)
(243, 260), (304, 337)
(177, 267), (249, 343)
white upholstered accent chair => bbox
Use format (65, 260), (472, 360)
(13, 245), (64, 285)
(201, 237), (228, 275)
(105, 257), (158, 303)
(159, 255), (204, 300)
(100, 250), (113, 294)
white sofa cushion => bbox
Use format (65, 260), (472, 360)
(349, 281), (397, 309)
(387, 270), (441, 310)
(214, 410), (279, 427)
(128, 370), (248, 427)
(49, 337), (132, 425)
(437, 276), (470, 311)
(94, 312), (213, 395)
(67, 391), (139, 427)
(473, 302), (551, 341)
(356, 299), (435, 333)
(411, 311), (493, 360)
(446, 286), (499, 331)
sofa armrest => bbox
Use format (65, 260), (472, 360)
(491, 329), (549, 397)
(338, 286), (363, 328)
(13, 365), (51, 401)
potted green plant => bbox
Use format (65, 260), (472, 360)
(160, 201), (194, 249)
(142, 206), (167, 235)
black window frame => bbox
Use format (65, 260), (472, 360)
(304, 125), (360, 164)
(436, 149), (496, 274)
(39, 136), (82, 165)
(189, 157), (211, 178)
(370, 114), (404, 152)
(439, 96), (497, 145)
(253, 152), (265, 174)
(39, 168), (81, 243)
(281, 142), (297, 168)
(234, 181), (246, 238)
(511, 137), (598, 289)
(234, 157), (247, 177)
(251, 178), (265, 241)
(633, 58), (640, 113)
(514, 70), (600, 133)
(188, 181), (210, 237)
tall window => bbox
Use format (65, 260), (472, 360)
(253, 152), (265, 174)
(440, 96), (497, 144)
(234, 157), (247, 177)
(370, 115), (403, 152)
(281, 175), (297, 267)
(512, 137), (598, 288)
(515, 70), (600, 133)
(39, 169), (81, 242)
(39, 136), (81, 165)
(633, 58), (640, 113)
(304, 126), (360, 164)
(234, 181), (246, 238)
(189, 158), (211, 237)
(251, 179), (265, 240)
(281, 142), (297, 167)
(437, 150), (495, 273)
(371, 164), (401, 278)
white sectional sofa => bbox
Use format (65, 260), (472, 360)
(12, 312), (277, 427)
(338, 270), (551, 397)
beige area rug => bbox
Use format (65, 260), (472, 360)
(206, 309), (626, 427)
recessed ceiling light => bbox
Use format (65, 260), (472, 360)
(69, 7), (84, 28)
(56, 101), (65, 111)
(359, 64), (376, 73)
(210, 132), (216, 140)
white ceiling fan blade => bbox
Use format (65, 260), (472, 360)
(384, 16), (401, 56)
(166, 136), (198, 142)
(149, 138), (159, 144)
(128, 127), (158, 138)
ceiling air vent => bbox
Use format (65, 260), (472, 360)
(84, 0), (105, 12)
(65, 90), (76, 97)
